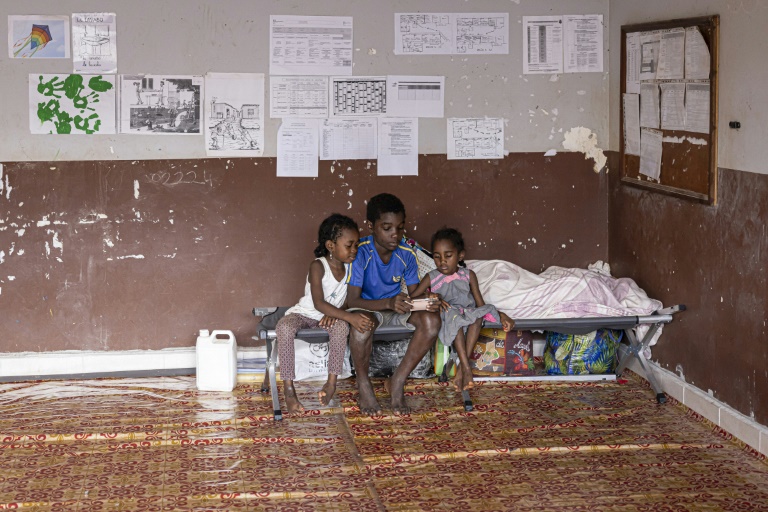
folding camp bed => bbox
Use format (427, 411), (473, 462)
(255, 305), (685, 421)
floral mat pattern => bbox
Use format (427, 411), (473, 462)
(1, 373), (766, 511)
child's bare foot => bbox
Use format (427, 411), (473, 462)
(284, 382), (304, 414)
(389, 374), (411, 415)
(452, 365), (463, 392)
(461, 364), (475, 390)
(356, 379), (382, 415)
(318, 379), (337, 406)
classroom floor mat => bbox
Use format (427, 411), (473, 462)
(1, 373), (766, 511)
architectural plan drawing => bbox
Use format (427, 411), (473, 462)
(395, 13), (508, 55)
(447, 118), (504, 160)
(72, 13), (117, 73)
(330, 76), (386, 117)
(205, 73), (265, 157)
(455, 14), (508, 54)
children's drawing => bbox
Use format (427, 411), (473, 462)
(119, 75), (202, 135)
(72, 13), (117, 73)
(204, 73), (265, 157)
(9, 16), (70, 59)
(29, 74), (116, 134)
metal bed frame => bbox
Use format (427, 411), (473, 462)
(255, 305), (685, 421)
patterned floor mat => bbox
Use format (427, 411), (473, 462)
(1, 373), (766, 511)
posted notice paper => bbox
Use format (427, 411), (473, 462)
(563, 15), (603, 73)
(377, 118), (418, 176)
(623, 93), (641, 156)
(523, 16), (563, 74)
(639, 127), (663, 180)
(277, 118), (319, 177)
(385, 76), (444, 118)
(320, 118), (377, 160)
(269, 15), (353, 76)
(640, 83), (660, 129)
(270, 76), (329, 118)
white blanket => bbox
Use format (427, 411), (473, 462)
(467, 259), (663, 345)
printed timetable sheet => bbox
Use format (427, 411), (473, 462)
(269, 15), (353, 76)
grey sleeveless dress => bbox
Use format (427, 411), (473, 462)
(428, 268), (500, 347)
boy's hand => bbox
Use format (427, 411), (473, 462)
(500, 313), (515, 332)
(349, 313), (375, 334)
(389, 293), (412, 314)
(319, 315), (337, 328)
(423, 293), (442, 313)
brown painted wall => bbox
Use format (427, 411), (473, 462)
(608, 152), (768, 425)
(0, 153), (607, 353)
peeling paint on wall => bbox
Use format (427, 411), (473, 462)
(562, 126), (607, 173)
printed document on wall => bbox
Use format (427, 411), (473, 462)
(685, 83), (710, 133)
(30, 74), (116, 134)
(625, 32), (641, 94)
(640, 83), (660, 129)
(685, 27), (710, 79)
(639, 128), (663, 180)
(657, 28), (685, 80)
(72, 13), (117, 73)
(659, 83), (686, 131)
(330, 76), (386, 117)
(270, 76), (329, 118)
(119, 75), (202, 135)
(269, 15), (353, 75)
(447, 118), (504, 160)
(455, 13), (508, 55)
(523, 16), (563, 74)
(623, 93), (641, 156)
(385, 76), (444, 118)
(394, 13), (508, 56)
(563, 15), (603, 73)
(320, 118), (377, 160)
(639, 31), (660, 81)
(277, 119), (319, 177)
(378, 118), (418, 176)
(204, 73), (264, 157)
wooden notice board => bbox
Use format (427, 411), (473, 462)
(620, 16), (719, 205)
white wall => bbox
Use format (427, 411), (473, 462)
(609, 0), (768, 175)
(0, 0), (609, 161)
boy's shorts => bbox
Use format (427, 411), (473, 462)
(348, 308), (414, 330)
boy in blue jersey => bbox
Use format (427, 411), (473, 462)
(347, 193), (441, 415)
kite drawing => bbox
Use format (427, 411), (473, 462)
(14, 24), (52, 57)
(8, 16), (70, 59)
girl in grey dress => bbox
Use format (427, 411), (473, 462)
(409, 228), (513, 391)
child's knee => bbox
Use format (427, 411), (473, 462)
(330, 320), (350, 337)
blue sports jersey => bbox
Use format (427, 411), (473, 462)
(348, 236), (419, 300)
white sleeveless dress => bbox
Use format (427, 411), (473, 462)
(285, 258), (350, 321)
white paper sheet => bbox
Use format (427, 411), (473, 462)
(9, 15), (70, 59)
(523, 16), (563, 74)
(119, 75), (203, 135)
(685, 27), (711, 80)
(455, 13), (509, 55)
(623, 93), (641, 156)
(639, 31), (660, 81)
(563, 15), (603, 73)
(320, 118), (377, 160)
(270, 76), (328, 118)
(378, 118), (418, 176)
(29, 74), (116, 134)
(72, 13), (117, 73)
(657, 28), (685, 80)
(660, 83), (686, 131)
(447, 118), (504, 160)
(330, 76), (386, 117)
(626, 32), (641, 94)
(640, 83), (660, 129)
(385, 76), (444, 118)
(204, 73), (264, 157)
(394, 13), (508, 55)
(639, 128), (663, 180)
(277, 119), (320, 177)
(685, 83), (710, 134)
(269, 15), (353, 76)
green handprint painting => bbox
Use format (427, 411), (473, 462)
(29, 74), (116, 134)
